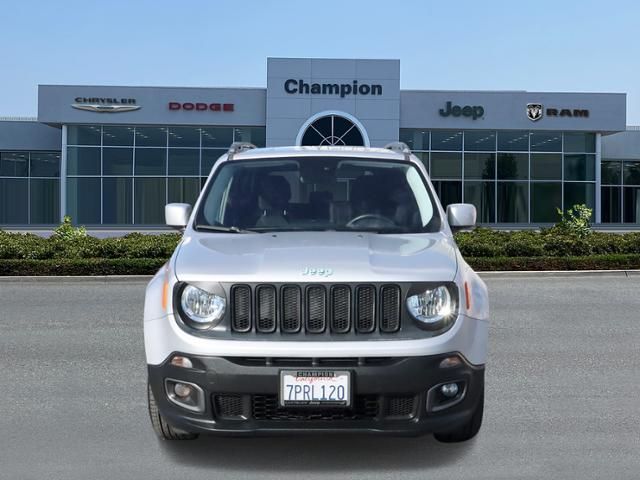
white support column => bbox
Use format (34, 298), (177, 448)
(595, 133), (602, 224)
(60, 125), (67, 222)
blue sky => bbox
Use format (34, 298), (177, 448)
(1, 0), (638, 123)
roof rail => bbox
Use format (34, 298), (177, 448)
(227, 142), (257, 160)
(383, 141), (412, 161)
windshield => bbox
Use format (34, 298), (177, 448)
(194, 157), (441, 233)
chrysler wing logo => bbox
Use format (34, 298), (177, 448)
(526, 103), (543, 121)
(71, 97), (141, 113)
(71, 104), (141, 113)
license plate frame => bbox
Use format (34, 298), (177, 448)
(279, 370), (352, 407)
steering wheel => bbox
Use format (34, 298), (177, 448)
(346, 214), (397, 228)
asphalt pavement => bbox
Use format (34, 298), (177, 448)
(0, 274), (639, 480)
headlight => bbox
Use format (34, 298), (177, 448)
(406, 285), (457, 328)
(179, 284), (226, 329)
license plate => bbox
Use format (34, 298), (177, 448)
(280, 370), (351, 407)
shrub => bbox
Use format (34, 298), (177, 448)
(550, 204), (593, 238)
(52, 216), (87, 241)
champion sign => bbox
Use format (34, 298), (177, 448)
(284, 79), (383, 98)
(168, 102), (234, 112)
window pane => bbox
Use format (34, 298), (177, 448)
(430, 130), (462, 151)
(464, 153), (495, 180)
(432, 181), (462, 208)
(399, 129), (428, 150)
(413, 152), (428, 173)
(564, 182), (595, 215)
(497, 131), (528, 151)
(168, 127), (200, 147)
(464, 130), (496, 151)
(0, 178), (28, 223)
(531, 183), (562, 223)
(66, 147), (101, 175)
(202, 149), (226, 174)
(531, 153), (562, 180)
(601, 161), (622, 185)
(30, 178), (59, 224)
(103, 148), (133, 175)
(430, 152), (461, 179)
(30, 152), (61, 177)
(564, 154), (595, 181)
(103, 126), (134, 146)
(135, 148), (166, 175)
(623, 161), (640, 185)
(201, 127), (234, 148)
(168, 178), (200, 205)
(168, 149), (199, 176)
(234, 127), (266, 147)
(623, 187), (640, 223)
(497, 153), (528, 180)
(601, 186), (621, 223)
(67, 125), (101, 145)
(66, 177), (101, 224)
(564, 132), (595, 153)
(530, 131), (562, 152)
(134, 178), (166, 224)
(0, 152), (28, 176)
(497, 182), (528, 223)
(103, 177), (133, 224)
(135, 127), (167, 147)
(464, 181), (495, 223)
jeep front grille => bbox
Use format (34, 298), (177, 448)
(229, 284), (401, 334)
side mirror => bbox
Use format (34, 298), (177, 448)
(446, 203), (477, 230)
(165, 203), (192, 230)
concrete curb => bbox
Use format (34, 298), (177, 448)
(0, 270), (639, 282)
(478, 269), (640, 278)
(0, 275), (153, 283)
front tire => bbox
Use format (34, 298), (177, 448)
(147, 382), (198, 440)
(433, 391), (484, 443)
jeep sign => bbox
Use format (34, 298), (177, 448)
(439, 101), (484, 120)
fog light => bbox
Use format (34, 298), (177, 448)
(165, 378), (205, 413)
(174, 383), (193, 398)
(170, 355), (193, 369)
(440, 383), (459, 398)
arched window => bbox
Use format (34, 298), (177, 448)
(299, 114), (366, 146)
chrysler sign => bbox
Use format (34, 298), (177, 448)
(71, 97), (140, 113)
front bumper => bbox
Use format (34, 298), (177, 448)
(148, 353), (484, 436)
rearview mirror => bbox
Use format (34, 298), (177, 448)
(446, 203), (477, 230)
(165, 203), (192, 230)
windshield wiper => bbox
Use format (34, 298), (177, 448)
(194, 224), (258, 233)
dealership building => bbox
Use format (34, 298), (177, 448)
(1, 57), (639, 229)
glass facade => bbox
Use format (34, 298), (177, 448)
(65, 125), (265, 225)
(400, 129), (597, 224)
(2, 125), (633, 228)
(0, 151), (60, 224)
(601, 159), (640, 223)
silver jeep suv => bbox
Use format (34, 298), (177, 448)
(144, 142), (489, 442)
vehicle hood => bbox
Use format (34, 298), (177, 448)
(174, 231), (458, 283)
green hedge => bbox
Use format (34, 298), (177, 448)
(1, 227), (640, 275)
(1, 255), (638, 276)
(0, 258), (167, 276)
(455, 228), (640, 258)
(0, 231), (181, 260)
(466, 254), (640, 271)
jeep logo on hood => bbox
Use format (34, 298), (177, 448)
(302, 267), (333, 277)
